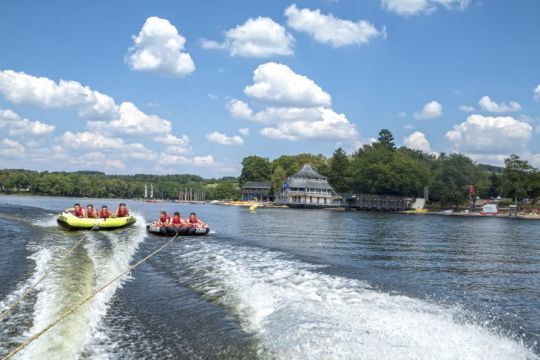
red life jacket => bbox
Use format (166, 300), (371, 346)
(187, 216), (198, 224)
(171, 216), (182, 225)
(160, 214), (169, 223)
(117, 207), (129, 217)
(100, 209), (110, 219)
(74, 208), (84, 217)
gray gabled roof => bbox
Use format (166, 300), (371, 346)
(292, 164), (326, 180)
(242, 181), (271, 189)
(287, 178), (333, 190)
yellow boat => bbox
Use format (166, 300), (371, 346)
(56, 212), (136, 230)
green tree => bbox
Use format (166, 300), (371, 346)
(487, 172), (502, 198)
(375, 129), (396, 151)
(502, 154), (535, 204)
(239, 156), (272, 185)
(212, 182), (239, 200)
(328, 147), (351, 193)
(430, 153), (478, 207)
(270, 165), (287, 195)
(272, 155), (297, 177)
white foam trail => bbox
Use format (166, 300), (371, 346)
(33, 215), (58, 228)
(0, 247), (52, 350)
(175, 242), (538, 360)
(18, 214), (147, 360)
(0, 248), (51, 314)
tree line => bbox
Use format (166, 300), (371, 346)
(240, 129), (540, 207)
(0, 170), (239, 200)
(2, 129), (538, 205)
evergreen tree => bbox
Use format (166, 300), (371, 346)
(376, 129), (396, 151)
(328, 147), (350, 193)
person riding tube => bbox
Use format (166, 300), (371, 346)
(65, 203), (86, 218)
(169, 212), (185, 228)
(156, 211), (170, 226)
(115, 203), (129, 218)
(186, 212), (204, 227)
(86, 204), (98, 219)
(100, 205), (112, 219)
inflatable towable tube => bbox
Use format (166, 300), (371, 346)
(146, 224), (210, 236)
(57, 212), (136, 230)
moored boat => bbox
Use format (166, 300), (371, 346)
(57, 212), (136, 230)
(146, 224), (210, 236)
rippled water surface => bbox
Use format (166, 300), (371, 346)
(0, 195), (538, 359)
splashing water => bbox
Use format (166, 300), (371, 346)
(172, 241), (538, 360)
(8, 214), (147, 359)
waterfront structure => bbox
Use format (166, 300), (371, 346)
(240, 181), (273, 202)
(353, 194), (415, 211)
(276, 164), (340, 208)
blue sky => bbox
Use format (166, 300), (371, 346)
(0, 0), (539, 177)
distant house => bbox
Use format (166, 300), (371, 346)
(240, 181), (273, 202)
(275, 164), (340, 208)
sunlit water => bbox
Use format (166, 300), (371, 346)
(0, 195), (538, 359)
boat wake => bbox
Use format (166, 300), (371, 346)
(171, 240), (538, 360)
(0, 213), (146, 359)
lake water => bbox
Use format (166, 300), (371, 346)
(0, 195), (538, 359)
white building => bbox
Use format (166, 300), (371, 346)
(276, 164), (340, 208)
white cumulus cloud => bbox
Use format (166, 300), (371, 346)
(154, 133), (192, 154)
(87, 102), (172, 135)
(206, 131), (244, 145)
(533, 84), (540, 102)
(445, 114), (532, 155)
(0, 70), (175, 137)
(0, 70), (117, 119)
(381, 0), (469, 16)
(0, 108), (55, 136)
(201, 17), (294, 58)
(238, 128), (250, 136)
(126, 16), (195, 77)
(404, 131), (431, 152)
(228, 63), (359, 143)
(244, 62), (331, 107)
(61, 131), (157, 161)
(414, 100), (443, 119)
(159, 153), (216, 167)
(227, 99), (254, 120)
(285, 4), (385, 47)
(260, 107), (358, 141)
(478, 96), (521, 113)
(61, 131), (124, 150)
(0, 138), (25, 157)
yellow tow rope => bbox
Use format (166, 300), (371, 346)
(2, 233), (180, 360)
(0, 225), (98, 322)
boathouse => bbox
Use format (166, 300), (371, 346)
(240, 181), (273, 202)
(275, 164), (340, 208)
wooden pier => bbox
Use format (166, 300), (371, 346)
(350, 194), (414, 211)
